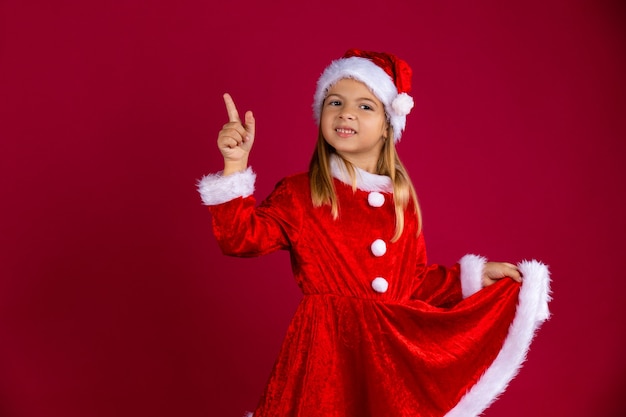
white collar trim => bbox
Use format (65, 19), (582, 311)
(330, 154), (393, 193)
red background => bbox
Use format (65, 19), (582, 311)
(1, 1), (625, 416)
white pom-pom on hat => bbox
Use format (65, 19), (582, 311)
(391, 93), (414, 116)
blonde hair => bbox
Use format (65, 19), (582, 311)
(309, 124), (422, 242)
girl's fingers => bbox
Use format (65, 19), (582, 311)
(484, 262), (523, 283)
(223, 93), (255, 141)
(217, 94), (255, 160)
(218, 131), (243, 148)
(223, 93), (240, 123)
(503, 264), (522, 282)
(220, 124), (247, 142)
(510, 269), (523, 282)
(244, 110), (255, 140)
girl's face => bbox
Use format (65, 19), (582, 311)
(321, 78), (388, 172)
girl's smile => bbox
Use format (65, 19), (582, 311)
(335, 127), (357, 137)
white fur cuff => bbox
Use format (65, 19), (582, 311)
(459, 254), (487, 298)
(197, 167), (256, 206)
(518, 260), (552, 322)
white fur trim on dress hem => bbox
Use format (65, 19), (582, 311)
(197, 168), (256, 206)
(445, 259), (552, 417)
(459, 254), (487, 298)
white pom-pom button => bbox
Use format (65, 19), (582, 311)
(371, 239), (387, 257)
(371, 277), (389, 293)
(367, 191), (385, 207)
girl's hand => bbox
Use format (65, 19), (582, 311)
(217, 93), (255, 175)
(482, 262), (522, 287)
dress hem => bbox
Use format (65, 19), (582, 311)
(444, 259), (551, 417)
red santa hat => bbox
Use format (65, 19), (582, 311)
(313, 49), (414, 142)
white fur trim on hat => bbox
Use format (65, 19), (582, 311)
(196, 167), (256, 206)
(313, 56), (412, 142)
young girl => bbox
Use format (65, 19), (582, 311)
(198, 49), (551, 417)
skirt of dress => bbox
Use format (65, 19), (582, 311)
(246, 260), (550, 417)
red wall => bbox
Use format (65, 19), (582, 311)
(1, 1), (625, 416)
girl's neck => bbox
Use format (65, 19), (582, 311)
(332, 151), (379, 174)
(345, 156), (377, 173)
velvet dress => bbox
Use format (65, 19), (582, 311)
(198, 157), (551, 417)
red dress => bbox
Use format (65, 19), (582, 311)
(198, 160), (551, 417)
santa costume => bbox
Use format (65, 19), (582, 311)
(198, 49), (551, 417)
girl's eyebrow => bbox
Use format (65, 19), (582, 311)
(326, 93), (377, 103)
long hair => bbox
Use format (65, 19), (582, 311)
(309, 124), (422, 242)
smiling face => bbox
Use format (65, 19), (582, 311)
(320, 78), (389, 172)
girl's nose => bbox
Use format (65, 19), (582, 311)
(339, 111), (355, 120)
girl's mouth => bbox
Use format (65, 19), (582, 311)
(336, 128), (356, 137)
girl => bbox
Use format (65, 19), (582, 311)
(198, 49), (551, 417)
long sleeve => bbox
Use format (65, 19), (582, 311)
(411, 232), (487, 308)
(198, 169), (304, 257)
(413, 263), (463, 307)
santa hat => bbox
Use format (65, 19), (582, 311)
(313, 49), (414, 142)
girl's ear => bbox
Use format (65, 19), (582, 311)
(382, 121), (390, 140)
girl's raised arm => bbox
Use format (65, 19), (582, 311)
(217, 93), (255, 176)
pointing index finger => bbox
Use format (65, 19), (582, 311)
(223, 93), (240, 122)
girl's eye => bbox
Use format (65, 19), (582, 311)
(360, 104), (373, 111)
(328, 100), (341, 106)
